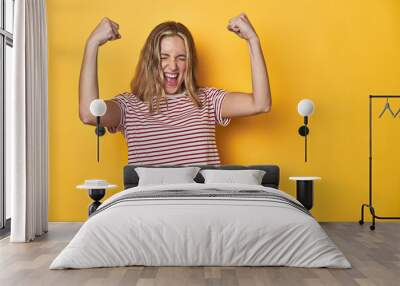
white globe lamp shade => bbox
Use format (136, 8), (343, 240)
(297, 99), (315, 116)
(90, 99), (107, 117)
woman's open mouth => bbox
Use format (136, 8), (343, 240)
(164, 72), (179, 87)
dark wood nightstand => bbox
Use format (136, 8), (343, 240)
(289, 176), (321, 210)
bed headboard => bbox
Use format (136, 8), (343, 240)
(123, 164), (280, 189)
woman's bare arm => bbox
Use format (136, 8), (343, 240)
(79, 17), (122, 127)
(221, 13), (271, 118)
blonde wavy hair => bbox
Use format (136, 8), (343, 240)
(131, 21), (202, 113)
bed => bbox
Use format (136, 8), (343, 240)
(50, 165), (351, 269)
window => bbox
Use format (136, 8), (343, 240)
(0, 0), (14, 234)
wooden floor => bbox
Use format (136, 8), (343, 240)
(0, 222), (399, 286)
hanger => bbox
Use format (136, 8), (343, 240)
(394, 107), (400, 118)
(378, 98), (395, 118)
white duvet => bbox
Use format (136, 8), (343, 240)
(50, 183), (351, 269)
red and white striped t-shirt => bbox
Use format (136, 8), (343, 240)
(111, 87), (231, 166)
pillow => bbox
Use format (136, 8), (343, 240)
(200, 169), (266, 185)
(135, 167), (201, 186)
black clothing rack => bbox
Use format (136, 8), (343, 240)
(359, 95), (400, 230)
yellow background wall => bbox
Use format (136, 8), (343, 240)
(47, 0), (400, 221)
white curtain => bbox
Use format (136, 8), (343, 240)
(6, 0), (49, 242)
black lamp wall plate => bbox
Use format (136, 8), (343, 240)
(95, 126), (106, 136)
(298, 126), (309, 136)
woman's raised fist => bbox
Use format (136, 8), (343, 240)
(88, 17), (121, 47)
(227, 13), (258, 41)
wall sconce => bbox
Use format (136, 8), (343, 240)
(297, 99), (315, 162)
(89, 99), (107, 162)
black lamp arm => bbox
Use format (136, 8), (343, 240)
(298, 116), (310, 137)
(95, 116), (106, 163)
(95, 117), (106, 136)
(298, 116), (310, 162)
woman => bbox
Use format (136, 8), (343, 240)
(79, 13), (271, 165)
